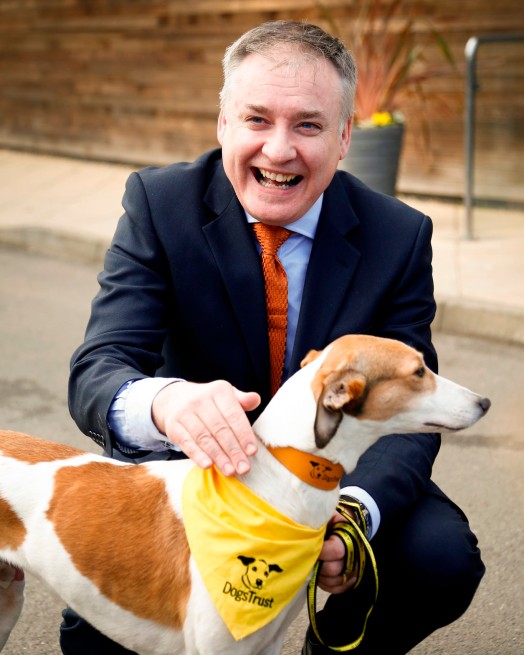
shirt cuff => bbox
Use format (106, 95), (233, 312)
(108, 378), (182, 452)
(340, 485), (381, 539)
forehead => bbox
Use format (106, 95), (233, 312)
(229, 48), (343, 107)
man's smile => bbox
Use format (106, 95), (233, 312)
(253, 168), (303, 189)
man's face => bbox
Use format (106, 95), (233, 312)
(217, 49), (352, 226)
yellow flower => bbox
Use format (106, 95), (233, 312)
(371, 112), (394, 127)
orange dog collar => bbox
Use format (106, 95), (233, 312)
(266, 446), (345, 490)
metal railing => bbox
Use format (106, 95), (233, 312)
(464, 33), (524, 239)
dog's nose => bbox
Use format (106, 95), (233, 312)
(479, 397), (491, 414)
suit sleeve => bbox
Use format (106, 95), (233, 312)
(343, 214), (441, 531)
(68, 171), (172, 451)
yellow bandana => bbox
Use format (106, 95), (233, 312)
(181, 466), (326, 640)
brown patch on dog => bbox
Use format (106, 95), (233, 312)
(47, 462), (190, 629)
(310, 335), (437, 423)
(0, 431), (83, 464)
(0, 498), (26, 550)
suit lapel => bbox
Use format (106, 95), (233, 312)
(289, 176), (361, 373)
(202, 169), (270, 394)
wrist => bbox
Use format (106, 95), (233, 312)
(151, 380), (181, 435)
(339, 495), (372, 540)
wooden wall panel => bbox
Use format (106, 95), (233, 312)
(0, 0), (522, 202)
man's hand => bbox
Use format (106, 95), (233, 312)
(152, 380), (260, 476)
(317, 511), (359, 594)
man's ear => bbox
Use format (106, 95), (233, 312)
(339, 115), (353, 160)
(314, 369), (366, 448)
(217, 109), (227, 144)
(300, 349), (322, 368)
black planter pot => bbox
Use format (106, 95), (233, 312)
(338, 123), (404, 196)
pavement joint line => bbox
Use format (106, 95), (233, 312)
(2, 224), (524, 349)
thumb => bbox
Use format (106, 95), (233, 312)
(234, 389), (261, 412)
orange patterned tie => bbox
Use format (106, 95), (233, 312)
(253, 222), (291, 396)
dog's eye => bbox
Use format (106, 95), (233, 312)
(414, 367), (425, 378)
(252, 566), (257, 572)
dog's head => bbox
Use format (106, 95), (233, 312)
(301, 335), (490, 449)
(237, 555), (283, 591)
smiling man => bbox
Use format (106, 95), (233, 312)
(217, 45), (352, 225)
(66, 20), (485, 655)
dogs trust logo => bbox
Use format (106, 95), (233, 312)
(222, 555), (283, 609)
(309, 461), (339, 485)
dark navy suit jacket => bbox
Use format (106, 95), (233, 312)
(69, 147), (440, 530)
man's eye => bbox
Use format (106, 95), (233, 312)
(299, 122), (322, 134)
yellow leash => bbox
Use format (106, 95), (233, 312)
(307, 499), (379, 651)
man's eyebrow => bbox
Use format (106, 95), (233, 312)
(245, 104), (268, 114)
(295, 110), (325, 121)
(245, 104), (326, 121)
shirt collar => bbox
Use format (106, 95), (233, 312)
(245, 194), (323, 240)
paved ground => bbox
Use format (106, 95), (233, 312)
(0, 147), (523, 653)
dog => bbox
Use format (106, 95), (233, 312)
(0, 335), (490, 654)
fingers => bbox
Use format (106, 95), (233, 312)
(317, 562), (358, 594)
(173, 386), (253, 474)
(317, 571), (358, 594)
(317, 522), (358, 594)
(152, 380), (260, 476)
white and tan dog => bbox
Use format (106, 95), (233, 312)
(0, 335), (490, 654)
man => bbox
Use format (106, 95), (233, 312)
(66, 20), (484, 654)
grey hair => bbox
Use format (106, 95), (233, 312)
(219, 20), (357, 130)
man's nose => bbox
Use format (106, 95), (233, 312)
(261, 127), (297, 162)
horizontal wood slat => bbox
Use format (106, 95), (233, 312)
(0, 0), (522, 202)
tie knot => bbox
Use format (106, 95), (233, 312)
(253, 222), (290, 256)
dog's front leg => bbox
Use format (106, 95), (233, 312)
(0, 562), (25, 651)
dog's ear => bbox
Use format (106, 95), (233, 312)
(300, 349), (322, 368)
(314, 370), (366, 448)
(268, 564), (283, 574)
(238, 555), (255, 566)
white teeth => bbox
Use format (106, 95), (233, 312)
(259, 169), (296, 183)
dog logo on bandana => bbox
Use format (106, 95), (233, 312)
(221, 555), (284, 609)
(237, 555), (283, 591)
